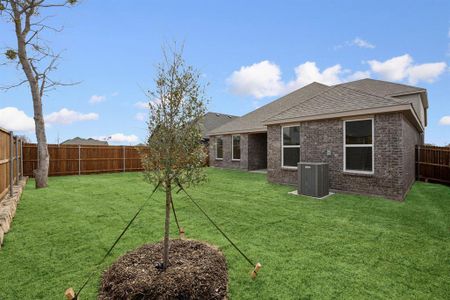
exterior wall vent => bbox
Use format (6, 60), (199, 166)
(298, 162), (329, 198)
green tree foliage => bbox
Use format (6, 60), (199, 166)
(141, 45), (208, 269)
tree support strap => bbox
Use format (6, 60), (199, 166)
(66, 182), (161, 300)
(175, 179), (261, 278)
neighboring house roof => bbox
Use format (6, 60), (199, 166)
(209, 79), (426, 136)
(200, 112), (238, 139)
(209, 82), (328, 135)
(61, 137), (108, 145)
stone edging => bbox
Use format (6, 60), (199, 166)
(0, 177), (28, 249)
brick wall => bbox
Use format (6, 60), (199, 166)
(268, 113), (416, 200)
(209, 134), (248, 170)
(401, 115), (422, 196)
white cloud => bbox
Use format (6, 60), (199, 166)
(367, 54), (412, 81)
(352, 38), (375, 49)
(0, 107), (35, 132)
(335, 37), (375, 50)
(89, 95), (106, 104)
(94, 133), (139, 144)
(228, 60), (366, 98)
(286, 62), (344, 91)
(228, 54), (447, 99)
(135, 112), (147, 121)
(45, 108), (98, 125)
(368, 54), (447, 84)
(134, 101), (149, 109)
(134, 99), (161, 110)
(439, 116), (450, 125)
(111, 92), (119, 97)
(345, 70), (371, 81)
(227, 60), (284, 99)
(407, 62), (448, 84)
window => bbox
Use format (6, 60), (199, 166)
(216, 137), (223, 160)
(282, 125), (300, 168)
(232, 135), (240, 160)
(344, 118), (374, 173)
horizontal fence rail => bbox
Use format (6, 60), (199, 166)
(22, 144), (145, 177)
(416, 145), (450, 185)
(0, 128), (23, 201)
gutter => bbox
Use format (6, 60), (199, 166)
(207, 128), (267, 137)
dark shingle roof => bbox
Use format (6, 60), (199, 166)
(61, 137), (108, 145)
(265, 79), (426, 124)
(200, 112), (238, 139)
(338, 78), (425, 98)
(209, 82), (328, 135)
(264, 85), (404, 123)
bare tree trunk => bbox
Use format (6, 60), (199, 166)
(163, 181), (172, 270)
(11, 2), (49, 188)
(32, 96), (49, 188)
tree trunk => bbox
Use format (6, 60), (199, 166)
(32, 96), (49, 188)
(21, 48), (49, 188)
(11, 4), (49, 188)
(163, 181), (172, 270)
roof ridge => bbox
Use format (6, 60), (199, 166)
(210, 82), (328, 134)
(340, 78), (425, 94)
(239, 82), (328, 118)
(363, 78), (425, 91)
(337, 84), (404, 104)
(264, 85), (336, 122)
(206, 111), (238, 117)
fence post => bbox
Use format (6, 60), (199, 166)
(15, 136), (20, 184)
(78, 145), (81, 175)
(20, 139), (24, 180)
(123, 146), (126, 172)
(9, 131), (14, 197)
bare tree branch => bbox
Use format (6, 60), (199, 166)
(0, 0), (79, 188)
(0, 78), (28, 90)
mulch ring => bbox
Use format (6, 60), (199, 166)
(99, 239), (228, 299)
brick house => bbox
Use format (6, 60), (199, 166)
(208, 79), (427, 200)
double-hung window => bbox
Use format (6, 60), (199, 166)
(216, 137), (223, 160)
(232, 135), (240, 160)
(282, 125), (300, 168)
(344, 118), (374, 174)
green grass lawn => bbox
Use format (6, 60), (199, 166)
(0, 168), (449, 299)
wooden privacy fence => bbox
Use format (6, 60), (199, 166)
(0, 128), (24, 200)
(22, 144), (145, 177)
(416, 145), (450, 185)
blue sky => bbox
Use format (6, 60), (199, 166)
(1, 0), (449, 145)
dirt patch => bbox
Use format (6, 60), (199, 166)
(99, 239), (228, 299)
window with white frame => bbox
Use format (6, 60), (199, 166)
(232, 135), (240, 160)
(216, 137), (223, 160)
(344, 118), (374, 173)
(282, 125), (300, 168)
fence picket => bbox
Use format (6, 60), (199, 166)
(22, 143), (146, 177)
(416, 145), (450, 185)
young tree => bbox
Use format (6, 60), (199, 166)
(141, 46), (207, 270)
(0, 0), (77, 188)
